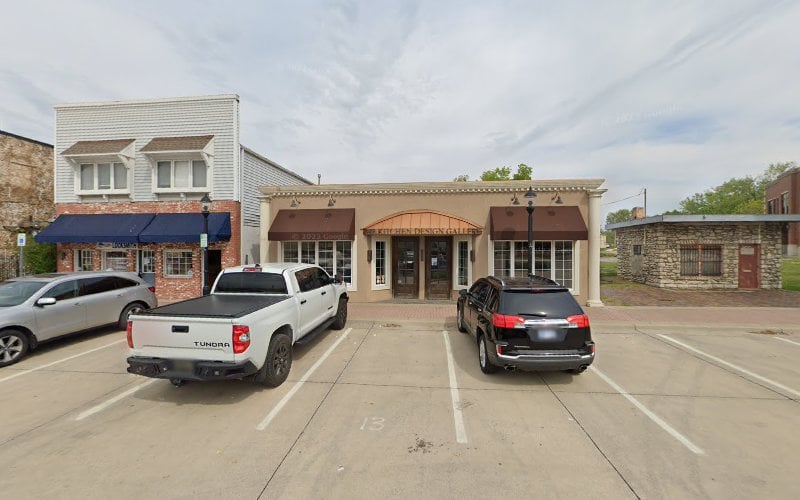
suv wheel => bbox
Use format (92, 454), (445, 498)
(456, 306), (466, 333)
(0, 329), (29, 368)
(478, 335), (499, 374)
(119, 303), (145, 330)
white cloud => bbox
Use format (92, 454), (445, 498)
(1, 0), (798, 218)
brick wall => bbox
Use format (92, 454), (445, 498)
(616, 223), (783, 289)
(0, 133), (54, 249)
(54, 200), (241, 301)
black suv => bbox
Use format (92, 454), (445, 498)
(457, 276), (595, 374)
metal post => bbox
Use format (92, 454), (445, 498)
(526, 202), (534, 278)
(200, 193), (211, 296)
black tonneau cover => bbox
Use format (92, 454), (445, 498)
(138, 294), (290, 319)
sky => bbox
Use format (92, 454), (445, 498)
(1, 0), (798, 222)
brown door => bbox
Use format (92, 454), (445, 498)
(738, 244), (760, 289)
(393, 237), (419, 298)
(426, 237), (452, 300)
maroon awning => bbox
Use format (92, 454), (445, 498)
(489, 206), (588, 240)
(268, 208), (355, 241)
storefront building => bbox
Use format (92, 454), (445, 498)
(35, 95), (310, 301)
(260, 180), (606, 306)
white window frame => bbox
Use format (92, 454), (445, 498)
(452, 236), (472, 290)
(371, 237), (391, 291)
(137, 250), (156, 273)
(281, 239), (358, 291)
(74, 249), (93, 271)
(75, 161), (131, 195)
(489, 240), (578, 293)
(153, 159), (209, 193)
(163, 249), (194, 278)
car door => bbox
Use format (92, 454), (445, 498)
(294, 268), (322, 334)
(465, 280), (490, 336)
(34, 279), (86, 341)
(79, 276), (125, 327)
(314, 267), (338, 321)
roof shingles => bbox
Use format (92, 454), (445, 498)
(140, 135), (213, 152)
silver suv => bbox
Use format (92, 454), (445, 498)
(0, 272), (157, 367)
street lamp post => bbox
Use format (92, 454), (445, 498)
(200, 193), (211, 295)
(524, 187), (537, 279)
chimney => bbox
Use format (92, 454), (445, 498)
(631, 206), (645, 219)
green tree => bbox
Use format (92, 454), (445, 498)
(453, 174), (470, 182)
(605, 208), (632, 227)
(24, 238), (57, 274)
(669, 162), (795, 215)
(480, 163), (532, 181)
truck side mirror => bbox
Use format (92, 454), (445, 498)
(334, 273), (344, 284)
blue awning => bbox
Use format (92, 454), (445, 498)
(138, 213), (231, 243)
(35, 214), (156, 244)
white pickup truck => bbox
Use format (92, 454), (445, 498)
(126, 263), (348, 387)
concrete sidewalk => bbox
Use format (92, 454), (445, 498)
(349, 301), (800, 332)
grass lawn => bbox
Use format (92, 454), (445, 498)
(783, 258), (800, 291)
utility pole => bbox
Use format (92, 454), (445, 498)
(643, 188), (647, 217)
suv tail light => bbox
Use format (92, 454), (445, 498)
(126, 321), (134, 348)
(492, 313), (525, 329)
(232, 325), (251, 354)
(566, 314), (590, 328)
(147, 286), (156, 293)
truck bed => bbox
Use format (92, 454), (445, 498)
(139, 294), (290, 319)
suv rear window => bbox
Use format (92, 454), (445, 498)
(499, 289), (583, 318)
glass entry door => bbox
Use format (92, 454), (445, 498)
(426, 237), (452, 299)
(393, 237), (418, 298)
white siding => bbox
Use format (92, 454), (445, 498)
(54, 96), (239, 203)
(240, 148), (309, 227)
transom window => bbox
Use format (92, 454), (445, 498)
(156, 160), (207, 190)
(493, 240), (574, 289)
(79, 163), (128, 192)
(163, 250), (193, 277)
(282, 241), (353, 284)
(680, 245), (722, 276)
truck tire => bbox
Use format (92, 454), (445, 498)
(331, 297), (347, 330)
(0, 329), (29, 368)
(254, 332), (292, 387)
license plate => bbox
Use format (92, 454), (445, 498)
(536, 329), (558, 340)
(172, 360), (193, 372)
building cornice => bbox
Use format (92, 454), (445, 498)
(259, 179), (605, 199)
(54, 94), (240, 109)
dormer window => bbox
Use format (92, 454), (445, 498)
(62, 138), (134, 196)
(141, 135), (214, 195)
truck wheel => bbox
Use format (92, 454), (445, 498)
(119, 303), (145, 330)
(478, 335), (499, 374)
(331, 298), (347, 330)
(255, 333), (292, 387)
(0, 329), (29, 368)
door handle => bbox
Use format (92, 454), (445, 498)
(321, 291), (327, 295)
(300, 300), (307, 305)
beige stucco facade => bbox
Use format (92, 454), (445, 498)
(260, 180), (606, 306)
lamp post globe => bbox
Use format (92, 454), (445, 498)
(200, 193), (211, 295)
(524, 187), (537, 279)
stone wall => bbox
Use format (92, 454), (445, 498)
(0, 133), (54, 249)
(616, 223), (783, 289)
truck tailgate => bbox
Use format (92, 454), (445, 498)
(130, 315), (236, 362)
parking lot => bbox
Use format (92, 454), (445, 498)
(1, 315), (799, 499)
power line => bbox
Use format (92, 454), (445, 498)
(604, 188), (645, 206)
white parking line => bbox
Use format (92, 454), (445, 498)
(256, 328), (352, 431)
(775, 337), (800, 348)
(593, 367), (705, 455)
(442, 331), (468, 444)
(75, 379), (157, 421)
(658, 334), (800, 399)
(0, 339), (125, 384)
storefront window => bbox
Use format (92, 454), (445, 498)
(282, 241), (353, 285)
(375, 240), (386, 285)
(457, 240), (469, 286)
(102, 250), (128, 271)
(494, 241), (574, 289)
(75, 249), (93, 271)
(163, 250), (193, 277)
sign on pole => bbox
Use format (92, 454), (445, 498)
(200, 233), (208, 248)
(17, 233), (26, 247)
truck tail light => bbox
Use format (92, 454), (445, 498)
(232, 325), (251, 354)
(566, 314), (590, 328)
(126, 321), (134, 348)
(492, 313), (525, 329)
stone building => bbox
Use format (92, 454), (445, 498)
(609, 215), (800, 289)
(0, 130), (54, 279)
